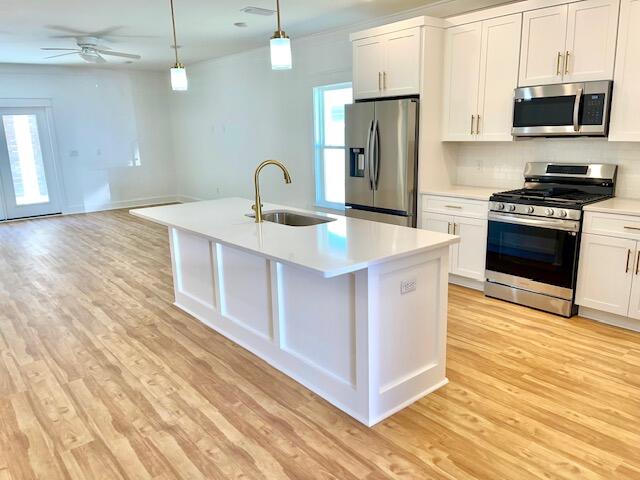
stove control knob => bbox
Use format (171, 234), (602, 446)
(497, 203), (505, 211)
(526, 206), (535, 214)
(508, 204), (516, 212)
(545, 208), (555, 216)
(559, 210), (568, 218)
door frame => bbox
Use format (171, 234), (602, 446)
(0, 98), (64, 220)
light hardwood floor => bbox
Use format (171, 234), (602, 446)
(1, 209), (639, 480)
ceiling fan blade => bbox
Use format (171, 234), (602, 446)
(91, 26), (123, 38)
(45, 25), (90, 36)
(49, 34), (82, 39)
(44, 52), (79, 59)
(97, 50), (141, 60)
(41, 47), (79, 51)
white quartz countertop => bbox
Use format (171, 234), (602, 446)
(131, 198), (459, 278)
(584, 198), (640, 216)
(422, 185), (498, 201)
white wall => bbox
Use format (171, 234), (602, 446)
(452, 140), (640, 198)
(169, 32), (351, 209)
(0, 64), (175, 214)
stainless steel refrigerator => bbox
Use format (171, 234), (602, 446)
(345, 98), (418, 227)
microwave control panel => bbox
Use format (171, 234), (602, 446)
(581, 94), (605, 125)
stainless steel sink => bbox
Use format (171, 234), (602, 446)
(247, 210), (336, 227)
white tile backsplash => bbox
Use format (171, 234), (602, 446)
(453, 139), (640, 198)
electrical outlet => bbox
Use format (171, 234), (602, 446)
(400, 278), (417, 295)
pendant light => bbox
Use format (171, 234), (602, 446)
(270, 0), (292, 70)
(169, 0), (188, 91)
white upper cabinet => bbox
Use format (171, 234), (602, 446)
(519, 5), (568, 86)
(609, 0), (640, 141)
(353, 37), (386, 100)
(352, 26), (422, 100)
(442, 23), (482, 141)
(564, 0), (619, 82)
(519, 0), (619, 86)
(443, 14), (521, 141)
(383, 28), (422, 97)
(477, 14), (522, 141)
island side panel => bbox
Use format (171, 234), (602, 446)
(169, 228), (217, 321)
(168, 227), (371, 424)
(367, 246), (450, 426)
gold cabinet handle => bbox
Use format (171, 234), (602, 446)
(378, 72), (382, 91)
(470, 114), (476, 135)
(447, 222), (452, 234)
(626, 249), (632, 273)
(565, 51), (570, 74)
(636, 251), (640, 275)
(556, 52), (563, 75)
(624, 226), (640, 231)
(476, 114), (481, 135)
(444, 205), (463, 209)
(453, 223), (458, 235)
(383, 71), (387, 90)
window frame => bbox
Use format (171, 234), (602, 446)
(313, 82), (352, 211)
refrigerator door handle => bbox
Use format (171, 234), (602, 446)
(372, 119), (380, 190)
(366, 120), (375, 190)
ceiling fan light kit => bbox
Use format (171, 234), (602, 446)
(270, 0), (292, 70)
(169, 0), (188, 91)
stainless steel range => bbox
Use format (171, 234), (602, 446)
(485, 163), (618, 317)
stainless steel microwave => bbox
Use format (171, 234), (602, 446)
(512, 81), (613, 137)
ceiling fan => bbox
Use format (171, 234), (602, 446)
(41, 36), (141, 64)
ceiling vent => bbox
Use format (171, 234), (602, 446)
(240, 6), (275, 16)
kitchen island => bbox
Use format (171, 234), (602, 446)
(131, 198), (458, 426)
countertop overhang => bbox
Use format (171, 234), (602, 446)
(131, 198), (459, 278)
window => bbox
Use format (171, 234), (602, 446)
(313, 82), (353, 209)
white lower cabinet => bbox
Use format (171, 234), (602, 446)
(575, 233), (636, 316)
(454, 216), (488, 280)
(576, 211), (640, 329)
(421, 196), (488, 284)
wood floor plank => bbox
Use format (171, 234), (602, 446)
(1, 209), (639, 479)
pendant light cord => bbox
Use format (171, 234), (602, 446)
(276, 0), (282, 33)
(170, 0), (180, 65)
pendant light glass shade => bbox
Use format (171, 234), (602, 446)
(170, 64), (188, 91)
(270, 36), (292, 70)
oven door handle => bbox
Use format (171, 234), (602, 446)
(573, 87), (583, 132)
(488, 212), (580, 232)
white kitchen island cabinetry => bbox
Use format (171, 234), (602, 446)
(132, 198), (458, 426)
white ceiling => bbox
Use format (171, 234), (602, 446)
(0, 0), (513, 70)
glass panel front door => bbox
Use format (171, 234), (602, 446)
(0, 107), (61, 220)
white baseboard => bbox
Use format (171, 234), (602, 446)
(449, 274), (484, 291)
(175, 194), (205, 203)
(579, 307), (640, 333)
(64, 195), (179, 215)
